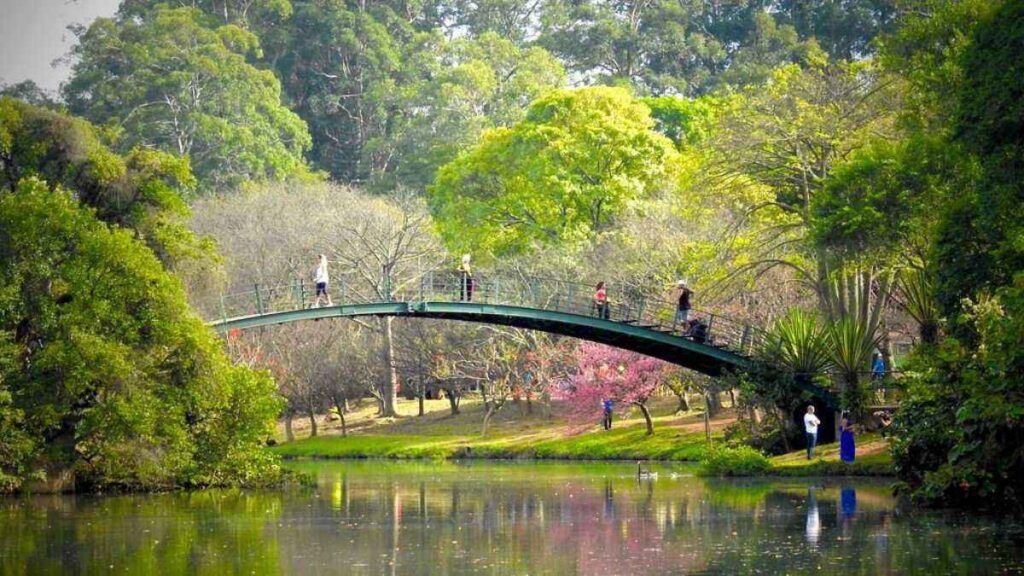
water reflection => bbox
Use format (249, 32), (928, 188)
(1, 461), (1022, 575)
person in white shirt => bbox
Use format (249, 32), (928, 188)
(314, 254), (332, 307)
(804, 405), (821, 459)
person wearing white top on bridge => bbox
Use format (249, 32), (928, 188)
(314, 254), (332, 307)
(804, 405), (821, 460)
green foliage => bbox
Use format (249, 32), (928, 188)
(892, 281), (1024, 510)
(0, 179), (284, 491)
(0, 98), (207, 265)
(430, 87), (678, 256)
(368, 32), (565, 191)
(698, 446), (770, 477)
(538, 0), (844, 95)
(640, 95), (720, 150)
(812, 136), (977, 265)
(63, 6), (311, 192)
(763, 310), (831, 376)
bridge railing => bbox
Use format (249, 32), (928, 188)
(210, 269), (764, 356)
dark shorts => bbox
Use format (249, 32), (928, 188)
(316, 282), (328, 296)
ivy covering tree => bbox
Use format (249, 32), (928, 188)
(63, 6), (312, 192)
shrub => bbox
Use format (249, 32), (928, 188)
(698, 446), (770, 477)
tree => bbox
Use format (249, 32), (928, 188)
(0, 178), (283, 491)
(262, 0), (421, 182)
(711, 58), (898, 305)
(367, 31), (565, 192)
(0, 98), (203, 266)
(431, 87), (678, 256)
(63, 6), (311, 192)
(538, 0), (815, 95)
(567, 343), (670, 435)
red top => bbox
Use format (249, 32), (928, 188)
(594, 288), (607, 302)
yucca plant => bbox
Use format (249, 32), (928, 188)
(762, 309), (831, 378)
(822, 268), (892, 416)
(895, 267), (940, 344)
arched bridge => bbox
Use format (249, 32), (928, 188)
(206, 269), (836, 405)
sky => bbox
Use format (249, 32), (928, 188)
(0, 0), (120, 93)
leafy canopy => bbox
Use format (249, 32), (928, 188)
(63, 6), (312, 192)
(430, 87), (678, 256)
(0, 178), (283, 490)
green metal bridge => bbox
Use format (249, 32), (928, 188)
(207, 269), (836, 404)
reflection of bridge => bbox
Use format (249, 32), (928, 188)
(207, 269), (835, 403)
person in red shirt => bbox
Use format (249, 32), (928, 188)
(593, 282), (610, 319)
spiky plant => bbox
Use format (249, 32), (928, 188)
(822, 268), (892, 415)
(895, 267), (941, 344)
(762, 309), (831, 377)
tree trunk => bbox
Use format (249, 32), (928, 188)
(335, 403), (347, 436)
(706, 391), (723, 417)
(674, 391), (690, 414)
(482, 404), (496, 437)
(728, 388), (737, 408)
(307, 410), (318, 438)
(637, 402), (654, 436)
(381, 317), (399, 417)
(446, 389), (460, 415)
(284, 413), (295, 442)
(417, 389), (425, 417)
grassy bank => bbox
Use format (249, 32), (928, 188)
(766, 434), (894, 476)
(271, 397), (895, 476)
(272, 396), (727, 462)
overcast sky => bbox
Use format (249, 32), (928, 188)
(0, 0), (120, 93)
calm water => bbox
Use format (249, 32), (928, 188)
(1, 461), (1022, 575)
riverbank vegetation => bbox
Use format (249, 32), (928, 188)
(1, 0), (1019, 506)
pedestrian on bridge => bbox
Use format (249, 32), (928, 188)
(313, 254), (332, 308)
(674, 280), (693, 333)
(593, 282), (610, 319)
(458, 254), (474, 301)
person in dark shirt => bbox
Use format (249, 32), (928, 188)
(674, 281), (693, 332)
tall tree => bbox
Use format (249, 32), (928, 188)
(63, 6), (311, 192)
(0, 179), (284, 491)
(430, 87), (678, 256)
(0, 98), (202, 266)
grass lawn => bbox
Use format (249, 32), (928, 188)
(272, 396), (729, 462)
(767, 433), (894, 476)
(271, 396), (896, 476)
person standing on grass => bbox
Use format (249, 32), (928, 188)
(313, 254), (332, 308)
(839, 410), (856, 463)
(602, 398), (614, 430)
(804, 405), (821, 460)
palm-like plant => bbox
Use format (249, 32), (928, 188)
(822, 268), (892, 414)
(895, 267), (940, 344)
(762, 309), (831, 378)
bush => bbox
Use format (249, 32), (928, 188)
(698, 446), (771, 477)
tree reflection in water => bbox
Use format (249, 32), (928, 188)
(1, 461), (1022, 575)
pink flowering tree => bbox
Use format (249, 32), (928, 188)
(566, 342), (672, 435)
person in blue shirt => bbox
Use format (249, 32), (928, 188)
(602, 399), (614, 430)
(872, 353), (886, 381)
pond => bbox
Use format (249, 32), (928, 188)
(1, 461), (1022, 574)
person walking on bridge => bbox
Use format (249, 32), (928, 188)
(457, 254), (474, 301)
(674, 280), (693, 333)
(313, 254), (332, 308)
(593, 282), (610, 319)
